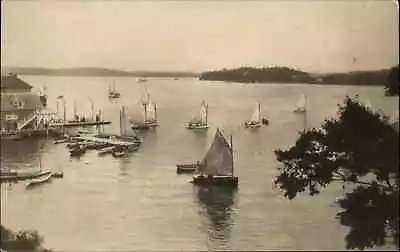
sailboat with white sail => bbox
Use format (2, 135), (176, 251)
(108, 81), (120, 99)
(245, 102), (266, 128)
(131, 92), (159, 130)
(294, 94), (307, 113)
(191, 128), (238, 186)
(186, 101), (209, 129)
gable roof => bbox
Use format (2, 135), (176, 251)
(1, 74), (32, 91)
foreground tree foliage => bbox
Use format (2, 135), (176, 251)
(385, 65), (399, 96)
(274, 97), (399, 250)
(0, 225), (50, 252)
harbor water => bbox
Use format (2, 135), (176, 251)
(1, 76), (398, 251)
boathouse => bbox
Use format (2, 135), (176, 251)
(0, 73), (43, 132)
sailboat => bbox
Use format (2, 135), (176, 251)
(108, 81), (121, 99)
(191, 128), (238, 186)
(131, 92), (159, 130)
(137, 77), (148, 83)
(26, 152), (52, 188)
(186, 101), (209, 129)
(294, 94), (307, 113)
(244, 103), (265, 128)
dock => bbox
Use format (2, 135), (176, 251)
(0, 170), (51, 183)
(49, 120), (111, 128)
(71, 135), (137, 147)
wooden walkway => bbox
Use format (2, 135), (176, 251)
(71, 135), (136, 147)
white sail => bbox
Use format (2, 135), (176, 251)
(250, 103), (261, 122)
(190, 101), (208, 124)
(147, 100), (156, 122)
(199, 129), (233, 176)
(295, 94), (306, 111)
(120, 106), (134, 136)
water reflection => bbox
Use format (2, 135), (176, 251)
(194, 185), (238, 250)
(0, 138), (45, 169)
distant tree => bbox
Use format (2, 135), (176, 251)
(385, 65), (399, 96)
(274, 97), (399, 250)
(0, 225), (51, 252)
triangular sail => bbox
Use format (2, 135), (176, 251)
(190, 101), (208, 124)
(296, 94), (306, 111)
(250, 103), (261, 122)
(199, 129), (233, 176)
(147, 100), (156, 122)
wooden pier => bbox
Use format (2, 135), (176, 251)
(71, 135), (137, 147)
(49, 120), (111, 128)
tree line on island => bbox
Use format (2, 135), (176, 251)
(199, 65), (398, 86)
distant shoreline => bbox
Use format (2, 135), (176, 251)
(2, 66), (395, 87)
(3, 67), (198, 78)
(199, 66), (394, 86)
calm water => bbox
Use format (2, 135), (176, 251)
(1, 76), (398, 251)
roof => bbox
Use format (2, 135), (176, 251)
(1, 74), (33, 91)
(1, 92), (41, 112)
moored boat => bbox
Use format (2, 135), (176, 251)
(131, 92), (159, 130)
(69, 145), (86, 157)
(186, 101), (209, 130)
(244, 102), (264, 128)
(26, 173), (52, 188)
(176, 163), (199, 174)
(190, 128), (238, 186)
(294, 93), (307, 113)
(108, 81), (121, 98)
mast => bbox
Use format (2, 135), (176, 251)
(88, 97), (94, 120)
(205, 103), (208, 125)
(73, 100), (77, 119)
(154, 103), (158, 122)
(63, 98), (66, 122)
(258, 103), (261, 121)
(230, 134), (234, 177)
(119, 108), (123, 136)
(56, 100), (59, 117)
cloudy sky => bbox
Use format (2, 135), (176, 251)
(1, 0), (398, 73)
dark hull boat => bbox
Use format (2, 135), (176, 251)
(178, 128), (239, 187)
(70, 145), (86, 157)
(176, 164), (198, 174)
(192, 174), (238, 186)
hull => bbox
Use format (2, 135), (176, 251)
(52, 172), (64, 178)
(26, 174), (52, 188)
(1, 170), (51, 183)
(244, 122), (262, 128)
(186, 124), (208, 130)
(176, 164), (198, 174)
(294, 108), (306, 113)
(192, 175), (238, 186)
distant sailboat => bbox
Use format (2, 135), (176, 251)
(186, 101), (209, 129)
(294, 94), (307, 113)
(108, 81), (121, 99)
(191, 128), (238, 186)
(244, 102), (265, 128)
(131, 91), (159, 130)
(137, 77), (148, 83)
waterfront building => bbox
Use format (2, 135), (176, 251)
(0, 73), (44, 132)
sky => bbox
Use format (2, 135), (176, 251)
(1, 0), (399, 73)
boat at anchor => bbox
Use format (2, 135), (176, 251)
(186, 101), (209, 130)
(178, 128), (238, 186)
